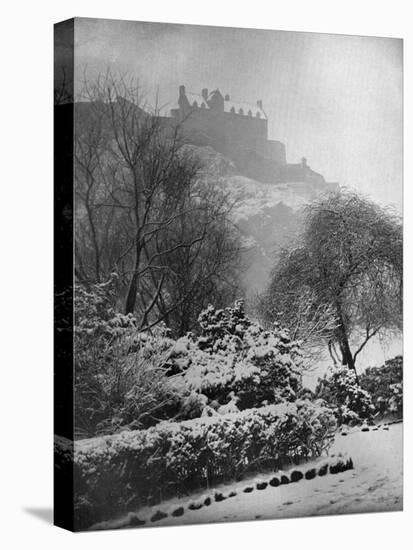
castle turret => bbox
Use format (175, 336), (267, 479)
(178, 84), (189, 113)
(208, 89), (224, 111)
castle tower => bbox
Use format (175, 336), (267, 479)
(207, 89), (224, 111)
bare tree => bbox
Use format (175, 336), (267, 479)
(74, 72), (242, 333)
(160, 208), (243, 336)
(54, 67), (73, 106)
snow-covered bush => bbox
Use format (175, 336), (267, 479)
(74, 278), (184, 437)
(72, 400), (336, 528)
(74, 274), (137, 337)
(75, 288), (307, 435)
(315, 366), (375, 425)
(169, 301), (304, 412)
(359, 356), (403, 418)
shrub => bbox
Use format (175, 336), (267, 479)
(169, 300), (304, 412)
(269, 476), (280, 487)
(150, 510), (168, 522)
(75, 327), (184, 437)
(69, 400), (336, 529)
(315, 366), (375, 425)
(359, 356), (403, 418)
(74, 289), (306, 436)
(291, 470), (303, 482)
(74, 279), (186, 437)
(128, 513), (146, 526)
(305, 467), (316, 480)
(171, 506), (184, 517)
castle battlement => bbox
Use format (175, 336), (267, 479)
(171, 85), (267, 120)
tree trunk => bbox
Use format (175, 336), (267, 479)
(124, 242), (141, 315)
(125, 272), (138, 314)
(335, 302), (359, 384)
(339, 335), (359, 384)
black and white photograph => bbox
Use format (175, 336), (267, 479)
(4, 3), (411, 548)
(53, 16), (403, 531)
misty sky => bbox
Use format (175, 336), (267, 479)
(74, 18), (403, 211)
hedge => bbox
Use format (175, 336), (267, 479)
(61, 400), (336, 529)
(89, 453), (354, 530)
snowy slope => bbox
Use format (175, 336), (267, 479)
(95, 423), (401, 529)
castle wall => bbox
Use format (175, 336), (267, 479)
(172, 107), (268, 161)
(279, 163), (325, 185)
(258, 139), (287, 165)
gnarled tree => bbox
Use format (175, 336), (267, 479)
(259, 190), (402, 379)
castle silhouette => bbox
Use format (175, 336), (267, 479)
(168, 85), (332, 186)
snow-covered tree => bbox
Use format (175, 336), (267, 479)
(261, 191), (402, 381)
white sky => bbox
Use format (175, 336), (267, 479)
(74, 18), (403, 211)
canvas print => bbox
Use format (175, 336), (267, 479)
(54, 18), (403, 531)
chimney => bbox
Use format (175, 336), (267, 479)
(257, 99), (263, 110)
(225, 94), (230, 101)
(202, 88), (208, 100)
(179, 85), (186, 97)
(301, 157), (307, 167)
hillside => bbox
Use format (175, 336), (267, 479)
(189, 144), (338, 293)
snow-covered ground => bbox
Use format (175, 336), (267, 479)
(93, 422), (402, 530)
